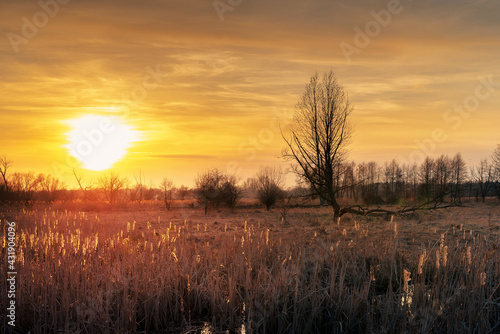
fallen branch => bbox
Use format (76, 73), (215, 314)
(340, 196), (463, 218)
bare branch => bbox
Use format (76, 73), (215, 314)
(282, 69), (352, 218)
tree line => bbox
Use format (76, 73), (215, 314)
(1, 149), (500, 212)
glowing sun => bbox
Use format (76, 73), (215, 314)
(65, 115), (140, 171)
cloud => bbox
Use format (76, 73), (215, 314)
(1, 0), (499, 184)
(150, 154), (216, 160)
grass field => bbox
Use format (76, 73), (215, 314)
(1, 202), (499, 333)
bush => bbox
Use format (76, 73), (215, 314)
(254, 166), (284, 211)
(195, 168), (241, 214)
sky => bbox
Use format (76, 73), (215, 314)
(1, 0), (499, 187)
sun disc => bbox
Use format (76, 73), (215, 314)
(65, 115), (140, 171)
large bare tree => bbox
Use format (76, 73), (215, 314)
(283, 70), (458, 219)
(283, 70), (353, 218)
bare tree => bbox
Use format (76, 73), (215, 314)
(450, 153), (467, 203)
(242, 177), (258, 200)
(254, 166), (284, 211)
(282, 71), (460, 218)
(419, 157), (435, 201)
(0, 155), (12, 193)
(434, 154), (452, 202)
(9, 172), (39, 203)
(97, 171), (127, 205)
(37, 173), (64, 203)
(471, 159), (493, 203)
(143, 181), (157, 201)
(176, 185), (189, 201)
(159, 177), (174, 210)
(403, 162), (419, 201)
(221, 174), (242, 211)
(342, 161), (356, 199)
(491, 145), (500, 201)
(132, 170), (146, 204)
(363, 161), (382, 204)
(73, 168), (95, 201)
(356, 162), (367, 201)
(493, 144), (500, 171)
(384, 159), (403, 203)
(283, 70), (353, 219)
(195, 168), (228, 214)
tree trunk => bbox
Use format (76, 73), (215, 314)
(331, 198), (342, 221)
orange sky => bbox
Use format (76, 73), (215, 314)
(1, 0), (499, 187)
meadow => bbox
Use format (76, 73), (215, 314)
(1, 202), (499, 333)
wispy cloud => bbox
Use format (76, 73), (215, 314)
(150, 154), (216, 160)
(1, 0), (499, 184)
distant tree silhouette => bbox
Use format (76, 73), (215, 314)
(471, 159), (493, 203)
(0, 155), (12, 194)
(132, 170), (146, 204)
(493, 145), (500, 171)
(98, 172), (127, 205)
(73, 168), (95, 201)
(9, 172), (39, 203)
(254, 166), (284, 211)
(160, 177), (174, 210)
(434, 154), (452, 202)
(362, 161), (383, 205)
(342, 161), (356, 200)
(221, 174), (242, 211)
(450, 153), (467, 202)
(37, 173), (64, 203)
(195, 168), (240, 214)
(176, 185), (189, 201)
(491, 144), (500, 201)
(196, 168), (225, 214)
(384, 159), (403, 204)
(403, 162), (419, 201)
(419, 157), (435, 201)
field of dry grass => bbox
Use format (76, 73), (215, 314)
(1, 202), (499, 333)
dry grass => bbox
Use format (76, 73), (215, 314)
(1, 203), (499, 333)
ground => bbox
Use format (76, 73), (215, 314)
(0, 201), (499, 333)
